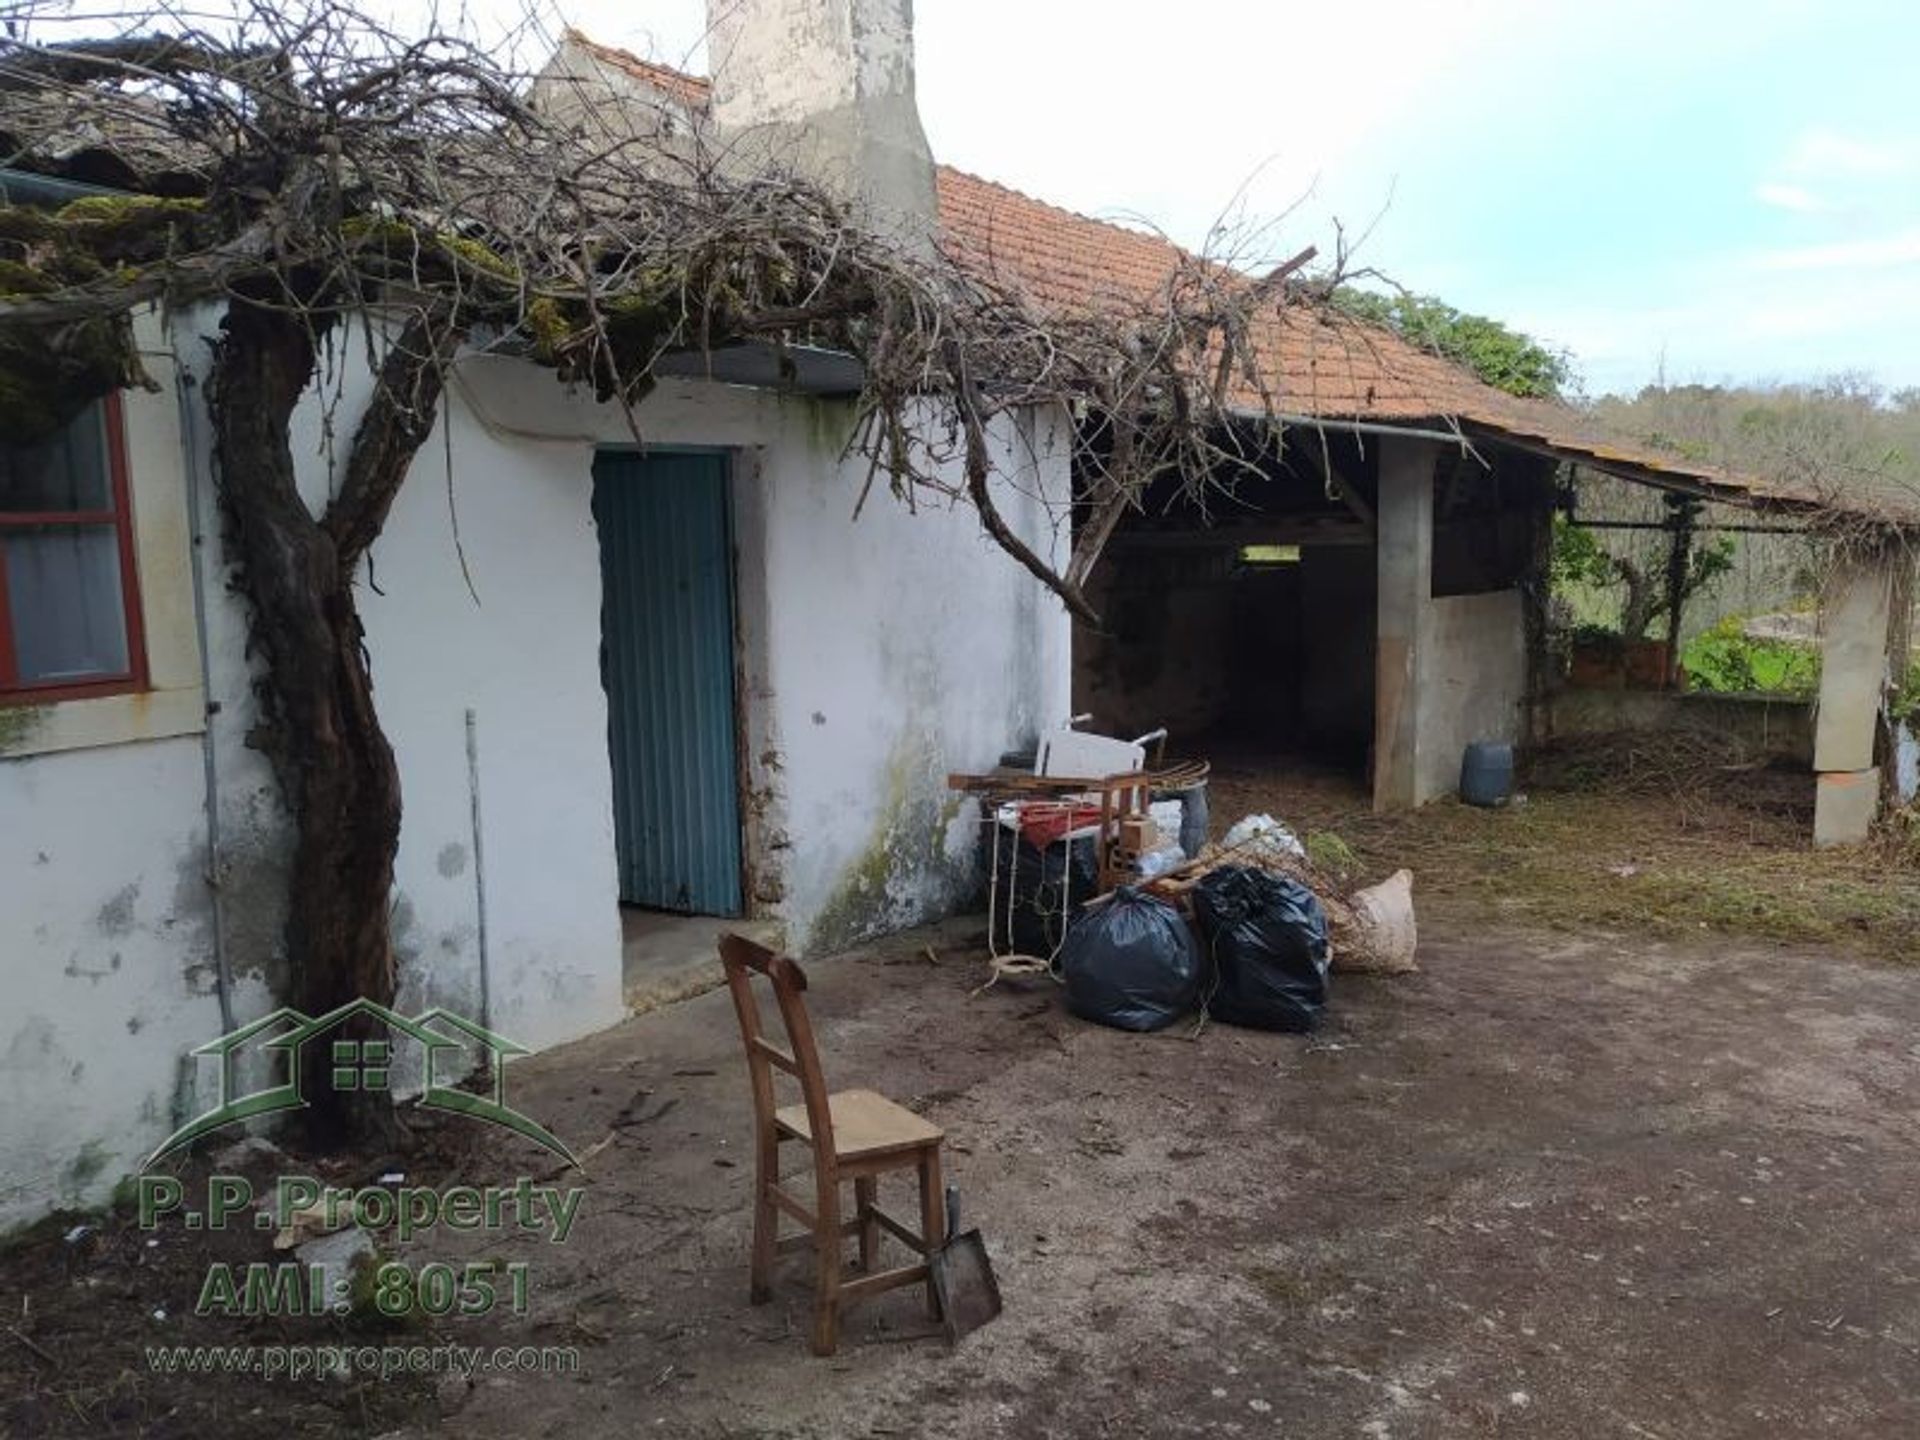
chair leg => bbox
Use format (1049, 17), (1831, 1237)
(918, 1147), (945, 1321)
(855, 1176), (879, 1273)
(749, 1135), (778, 1304)
(811, 1184), (843, 1356)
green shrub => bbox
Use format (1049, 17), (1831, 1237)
(1893, 656), (1920, 725)
(1305, 830), (1358, 877)
(1681, 617), (1820, 697)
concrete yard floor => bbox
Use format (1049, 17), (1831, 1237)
(430, 915), (1920, 1439)
(621, 906), (783, 1013)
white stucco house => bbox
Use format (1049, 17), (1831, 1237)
(0, 0), (1073, 1228)
(8, 0), (1909, 1233)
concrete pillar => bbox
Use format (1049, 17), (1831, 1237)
(1812, 544), (1898, 846)
(1373, 437), (1438, 811)
(707, 0), (938, 239)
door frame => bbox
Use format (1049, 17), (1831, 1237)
(593, 444), (755, 917)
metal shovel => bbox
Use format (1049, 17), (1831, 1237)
(928, 1184), (1002, 1342)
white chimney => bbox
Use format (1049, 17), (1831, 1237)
(707, 0), (938, 238)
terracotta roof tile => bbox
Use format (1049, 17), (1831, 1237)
(930, 167), (1827, 510)
(561, 29), (712, 109)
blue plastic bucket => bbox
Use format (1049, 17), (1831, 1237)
(1460, 741), (1514, 808)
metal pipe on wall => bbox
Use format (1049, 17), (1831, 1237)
(466, 707), (492, 1032)
(172, 351), (237, 1034)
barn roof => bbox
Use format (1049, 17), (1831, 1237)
(930, 167), (1885, 517)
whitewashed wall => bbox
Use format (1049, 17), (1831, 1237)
(0, 320), (1071, 1230)
(450, 356), (1074, 954)
(0, 310), (266, 1227)
(1415, 589), (1527, 805)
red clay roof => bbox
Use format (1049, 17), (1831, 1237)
(937, 172), (1868, 511)
(562, 29), (713, 110)
(930, 169), (1781, 486)
(938, 166), (1522, 416)
(563, 33), (1884, 518)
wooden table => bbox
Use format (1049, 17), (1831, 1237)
(947, 759), (1211, 893)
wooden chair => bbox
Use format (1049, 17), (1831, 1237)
(718, 934), (946, 1356)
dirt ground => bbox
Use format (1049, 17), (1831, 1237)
(7, 764), (1920, 1438)
(1206, 748), (1920, 963)
(433, 914), (1920, 1439)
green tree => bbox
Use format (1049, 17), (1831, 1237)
(1335, 288), (1571, 399)
(1551, 514), (1734, 639)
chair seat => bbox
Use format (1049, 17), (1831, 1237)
(774, 1088), (943, 1161)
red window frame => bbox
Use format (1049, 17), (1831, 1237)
(0, 392), (149, 704)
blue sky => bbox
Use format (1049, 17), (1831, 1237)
(536, 1), (1920, 396)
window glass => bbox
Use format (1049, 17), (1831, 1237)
(1, 397), (140, 695)
(4, 523), (130, 683)
(0, 406), (111, 514)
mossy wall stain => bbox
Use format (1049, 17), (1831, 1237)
(61, 1139), (112, 1207)
(803, 726), (973, 956)
(801, 395), (859, 457)
(0, 703), (48, 755)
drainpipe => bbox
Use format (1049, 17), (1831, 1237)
(1262, 411), (1492, 458)
(173, 343), (236, 1033)
(465, 707), (492, 1032)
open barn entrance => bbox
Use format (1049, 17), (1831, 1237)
(1070, 396), (1907, 849)
(1073, 540), (1376, 785)
(1072, 425), (1553, 811)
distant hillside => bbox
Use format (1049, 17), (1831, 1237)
(1591, 377), (1920, 520)
(1570, 379), (1920, 640)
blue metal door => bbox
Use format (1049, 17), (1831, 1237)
(593, 451), (744, 916)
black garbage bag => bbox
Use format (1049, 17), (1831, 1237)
(987, 831), (1099, 958)
(1061, 887), (1202, 1032)
(1192, 866), (1331, 1032)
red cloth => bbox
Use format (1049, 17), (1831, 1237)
(1017, 802), (1102, 850)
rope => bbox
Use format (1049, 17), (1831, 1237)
(975, 800), (1078, 994)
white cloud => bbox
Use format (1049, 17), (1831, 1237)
(1779, 126), (1916, 179)
(1754, 182), (1827, 213)
(1516, 255), (1920, 395)
(1749, 229), (1920, 273)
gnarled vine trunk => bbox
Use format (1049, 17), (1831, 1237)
(207, 296), (455, 1147)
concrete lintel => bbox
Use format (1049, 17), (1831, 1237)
(1814, 768), (1881, 848)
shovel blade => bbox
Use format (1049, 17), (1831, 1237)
(929, 1229), (1002, 1342)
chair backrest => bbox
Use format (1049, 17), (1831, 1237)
(718, 934), (835, 1161)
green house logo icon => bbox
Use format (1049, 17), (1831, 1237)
(331, 1038), (390, 1093)
(145, 1000), (577, 1169)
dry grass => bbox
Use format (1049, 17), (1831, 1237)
(1205, 746), (1920, 964)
